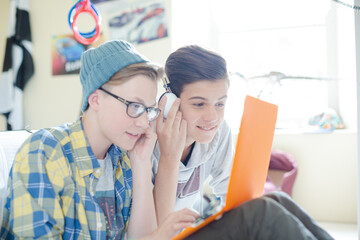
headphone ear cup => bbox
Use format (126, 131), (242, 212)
(162, 92), (177, 118)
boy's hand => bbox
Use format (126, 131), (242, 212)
(156, 95), (187, 166)
(147, 208), (199, 240)
(129, 120), (157, 168)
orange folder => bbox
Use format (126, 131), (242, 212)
(172, 95), (278, 240)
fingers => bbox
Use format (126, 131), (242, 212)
(164, 99), (182, 133)
(157, 95), (183, 133)
(149, 120), (156, 131)
(155, 95), (186, 161)
(172, 111), (183, 131)
(159, 95), (181, 120)
(146, 121), (157, 138)
(175, 208), (200, 220)
(165, 98), (181, 122)
(172, 222), (193, 233)
(154, 208), (200, 240)
(166, 209), (199, 233)
(156, 95), (179, 131)
(140, 122), (156, 144)
(184, 208), (200, 218)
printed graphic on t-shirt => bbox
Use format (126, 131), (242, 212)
(176, 166), (200, 198)
(96, 193), (124, 239)
(96, 154), (125, 239)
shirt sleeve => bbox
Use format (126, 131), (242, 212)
(1, 131), (64, 239)
(208, 121), (234, 199)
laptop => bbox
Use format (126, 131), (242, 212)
(172, 95), (278, 240)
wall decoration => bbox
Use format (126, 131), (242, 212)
(0, 0), (34, 130)
(108, 1), (168, 45)
(51, 34), (104, 75)
(68, 0), (102, 45)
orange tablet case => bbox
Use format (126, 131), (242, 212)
(172, 95), (278, 240)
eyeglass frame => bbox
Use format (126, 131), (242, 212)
(98, 87), (161, 122)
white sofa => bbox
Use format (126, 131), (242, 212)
(0, 130), (32, 225)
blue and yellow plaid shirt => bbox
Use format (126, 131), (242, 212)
(0, 118), (133, 239)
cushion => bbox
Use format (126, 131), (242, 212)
(0, 130), (31, 225)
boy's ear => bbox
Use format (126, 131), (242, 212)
(88, 90), (100, 111)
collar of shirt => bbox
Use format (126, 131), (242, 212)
(66, 118), (124, 178)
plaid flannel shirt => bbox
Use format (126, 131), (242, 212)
(0, 118), (133, 239)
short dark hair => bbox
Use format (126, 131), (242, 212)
(165, 45), (229, 97)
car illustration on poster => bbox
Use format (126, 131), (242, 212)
(109, 3), (168, 44)
(52, 34), (105, 75)
(55, 37), (85, 62)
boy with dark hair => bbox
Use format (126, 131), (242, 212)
(153, 45), (334, 239)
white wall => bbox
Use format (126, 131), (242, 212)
(336, 2), (357, 130)
(354, 2), (360, 236)
(0, 0), (10, 130)
(273, 130), (357, 223)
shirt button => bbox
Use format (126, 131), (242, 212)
(97, 222), (102, 228)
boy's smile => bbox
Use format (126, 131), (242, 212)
(179, 78), (229, 145)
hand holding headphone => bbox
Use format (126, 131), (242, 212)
(161, 76), (177, 118)
(156, 76), (187, 165)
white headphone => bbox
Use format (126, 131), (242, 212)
(161, 75), (177, 118)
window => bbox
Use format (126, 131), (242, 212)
(210, 0), (334, 130)
(171, 0), (356, 131)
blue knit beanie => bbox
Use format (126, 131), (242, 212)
(80, 40), (149, 112)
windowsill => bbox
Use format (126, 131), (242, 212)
(274, 128), (356, 135)
(231, 127), (356, 137)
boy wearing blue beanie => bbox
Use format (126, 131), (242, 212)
(0, 40), (198, 239)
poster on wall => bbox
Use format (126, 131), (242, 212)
(107, 1), (168, 45)
(51, 34), (105, 76)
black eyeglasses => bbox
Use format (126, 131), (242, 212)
(99, 87), (161, 122)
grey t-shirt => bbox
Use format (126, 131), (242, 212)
(151, 120), (234, 213)
(96, 153), (122, 239)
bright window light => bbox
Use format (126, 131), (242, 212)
(211, 0), (333, 130)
